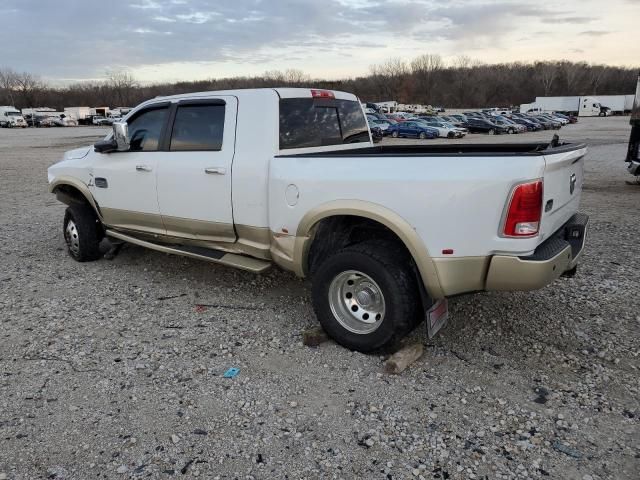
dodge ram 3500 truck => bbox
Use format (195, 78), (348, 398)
(48, 88), (589, 352)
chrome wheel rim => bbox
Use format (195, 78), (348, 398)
(65, 219), (80, 255)
(328, 270), (385, 334)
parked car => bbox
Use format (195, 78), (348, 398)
(370, 125), (384, 143)
(465, 117), (507, 134)
(48, 87), (589, 353)
(38, 117), (57, 128)
(531, 115), (561, 130)
(547, 114), (569, 125)
(389, 121), (438, 139)
(493, 116), (525, 134)
(417, 118), (465, 138)
(438, 115), (466, 128)
(368, 119), (394, 135)
(511, 117), (541, 131)
(554, 113), (578, 124)
(52, 115), (79, 127)
(92, 116), (107, 125)
(102, 116), (122, 126)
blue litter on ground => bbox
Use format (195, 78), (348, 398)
(223, 367), (240, 378)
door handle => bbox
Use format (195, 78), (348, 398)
(136, 165), (152, 172)
(204, 167), (226, 175)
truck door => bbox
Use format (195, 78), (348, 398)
(156, 96), (237, 243)
(90, 103), (170, 235)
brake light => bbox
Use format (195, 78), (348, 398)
(311, 89), (334, 99)
(503, 180), (543, 237)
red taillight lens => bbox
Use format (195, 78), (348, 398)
(503, 180), (543, 237)
(311, 89), (335, 99)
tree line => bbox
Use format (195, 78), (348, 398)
(1, 56), (637, 110)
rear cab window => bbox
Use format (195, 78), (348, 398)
(279, 95), (370, 150)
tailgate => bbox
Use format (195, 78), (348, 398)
(540, 145), (587, 239)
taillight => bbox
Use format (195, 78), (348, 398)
(311, 89), (335, 99)
(503, 180), (543, 237)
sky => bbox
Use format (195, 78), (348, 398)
(1, 0), (639, 84)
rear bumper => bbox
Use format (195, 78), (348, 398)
(485, 213), (589, 291)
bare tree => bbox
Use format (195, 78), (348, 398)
(13, 72), (43, 107)
(106, 70), (138, 106)
(283, 69), (310, 85)
(370, 58), (409, 100)
(534, 62), (557, 96)
(410, 54), (444, 104)
(587, 64), (608, 95)
(560, 61), (585, 94)
(0, 67), (17, 105)
(2, 60), (638, 110)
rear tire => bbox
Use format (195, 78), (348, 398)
(488, 129), (495, 135)
(63, 204), (104, 262)
(311, 241), (422, 353)
(391, 130), (399, 138)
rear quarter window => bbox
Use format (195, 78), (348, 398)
(279, 98), (369, 150)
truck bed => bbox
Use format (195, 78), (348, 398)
(276, 142), (586, 157)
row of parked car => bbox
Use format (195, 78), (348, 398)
(366, 110), (577, 140)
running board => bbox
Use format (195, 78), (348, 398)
(105, 229), (272, 273)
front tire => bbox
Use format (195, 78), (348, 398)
(488, 129), (495, 135)
(63, 204), (104, 262)
(311, 241), (421, 352)
(391, 130), (399, 138)
(419, 132), (427, 139)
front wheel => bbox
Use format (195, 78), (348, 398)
(63, 204), (104, 262)
(447, 131), (455, 139)
(391, 130), (399, 138)
(419, 132), (427, 139)
(488, 129), (495, 135)
(311, 241), (422, 352)
(508, 128), (515, 134)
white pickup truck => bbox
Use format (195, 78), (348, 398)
(48, 88), (589, 352)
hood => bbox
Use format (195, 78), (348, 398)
(65, 146), (92, 160)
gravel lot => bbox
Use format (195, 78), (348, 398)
(0, 118), (638, 479)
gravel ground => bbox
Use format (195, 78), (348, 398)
(0, 118), (638, 479)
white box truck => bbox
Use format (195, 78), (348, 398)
(64, 107), (91, 124)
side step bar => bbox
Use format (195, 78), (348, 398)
(105, 229), (272, 274)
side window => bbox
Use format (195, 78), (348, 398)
(128, 107), (169, 152)
(170, 104), (225, 151)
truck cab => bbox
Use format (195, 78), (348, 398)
(580, 97), (610, 117)
(0, 106), (27, 128)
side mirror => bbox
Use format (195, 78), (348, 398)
(113, 122), (130, 151)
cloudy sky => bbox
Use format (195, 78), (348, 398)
(1, 0), (639, 84)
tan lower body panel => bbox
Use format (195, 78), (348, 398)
(432, 257), (490, 296)
(485, 245), (573, 291)
(162, 215), (236, 243)
(100, 208), (166, 236)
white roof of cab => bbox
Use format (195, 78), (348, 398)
(149, 87), (358, 104)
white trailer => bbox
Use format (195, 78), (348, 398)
(521, 96), (614, 117)
(64, 107), (91, 122)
